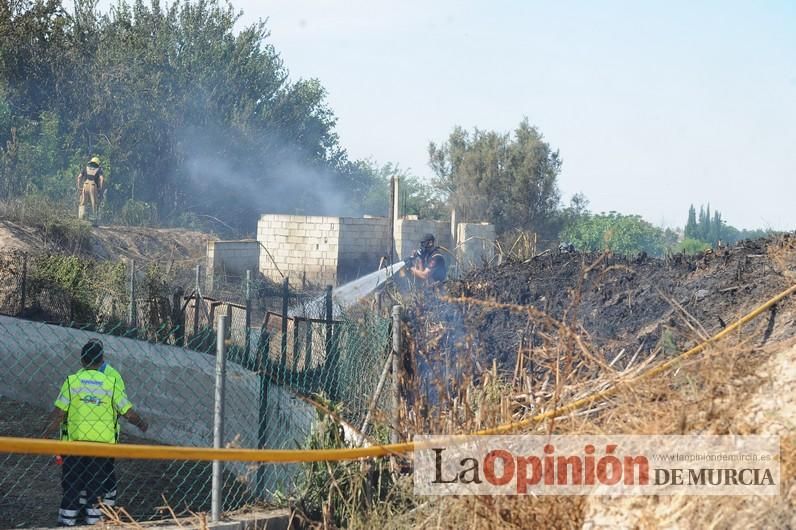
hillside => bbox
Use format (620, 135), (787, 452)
(0, 220), (211, 262)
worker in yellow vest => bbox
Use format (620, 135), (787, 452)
(44, 340), (147, 527)
(57, 339), (127, 516)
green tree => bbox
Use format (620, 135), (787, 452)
(428, 118), (562, 238)
(354, 161), (443, 220)
(561, 212), (666, 256)
(682, 204), (772, 248)
(0, 0), (366, 234)
(684, 204), (698, 239)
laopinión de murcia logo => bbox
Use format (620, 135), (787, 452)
(413, 435), (780, 496)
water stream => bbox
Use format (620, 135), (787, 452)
(289, 261), (405, 318)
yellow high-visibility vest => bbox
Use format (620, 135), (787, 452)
(99, 361), (125, 392)
(54, 368), (132, 444)
(99, 361), (126, 441)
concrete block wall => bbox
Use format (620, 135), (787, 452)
(337, 217), (391, 282)
(257, 214), (341, 285)
(456, 222), (497, 273)
(207, 240), (260, 291)
(395, 219), (453, 261)
(257, 213), (494, 285)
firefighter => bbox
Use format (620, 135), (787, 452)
(44, 340), (147, 527)
(76, 156), (105, 221)
(408, 233), (447, 286)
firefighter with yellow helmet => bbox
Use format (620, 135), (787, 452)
(76, 156), (105, 222)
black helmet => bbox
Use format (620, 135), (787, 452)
(81, 338), (104, 365)
(419, 233), (435, 254)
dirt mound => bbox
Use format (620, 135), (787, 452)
(437, 236), (796, 371)
(0, 220), (213, 319)
(88, 225), (210, 261)
(0, 220), (211, 262)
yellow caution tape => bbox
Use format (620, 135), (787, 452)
(1, 282), (794, 463)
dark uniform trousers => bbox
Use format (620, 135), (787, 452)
(58, 456), (116, 526)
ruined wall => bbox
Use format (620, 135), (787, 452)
(206, 240), (259, 291)
(395, 219), (453, 262)
(257, 214), (494, 285)
(258, 214), (392, 285)
(337, 216), (391, 282)
(257, 214), (340, 285)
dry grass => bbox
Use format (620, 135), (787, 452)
(95, 494), (216, 529)
(355, 338), (795, 529)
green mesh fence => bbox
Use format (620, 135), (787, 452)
(0, 251), (393, 528)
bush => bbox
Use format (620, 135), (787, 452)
(293, 396), (394, 528)
(674, 237), (711, 255)
(0, 195), (90, 252)
(28, 254), (126, 323)
(118, 199), (158, 226)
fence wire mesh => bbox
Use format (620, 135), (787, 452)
(0, 251), (393, 528)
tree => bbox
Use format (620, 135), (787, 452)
(0, 0), (366, 234)
(428, 118), (562, 238)
(355, 161), (444, 220)
(561, 212), (667, 256)
(682, 204), (772, 248)
(684, 204), (698, 239)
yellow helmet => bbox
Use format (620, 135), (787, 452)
(89, 156), (101, 166)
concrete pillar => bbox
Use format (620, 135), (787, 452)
(450, 207), (457, 250)
(392, 177), (401, 222)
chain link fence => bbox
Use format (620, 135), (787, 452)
(0, 250), (394, 528)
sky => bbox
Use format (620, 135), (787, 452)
(101, 0), (796, 230)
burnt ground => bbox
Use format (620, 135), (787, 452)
(404, 236), (796, 382)
(0, 397), (253, 529)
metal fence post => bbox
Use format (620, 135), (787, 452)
(19, 252), (27, 316)
(128, 259), (136, 329)
(193, 264), (201, 338)
(172, 287), (185, 346)
(304, 318), (313, 369)
(256, 330), (269, 498)
(292, 316), (300, 371)
(324, 285), (333, 358)
(324, 285), (338, 399)
(244, 270), (252, 362)
(391, 305), (402, 444)
(211, 314), (228, 522)
(280, 277), (289, 366)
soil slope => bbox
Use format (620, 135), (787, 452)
(0, 220), (211, 262)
